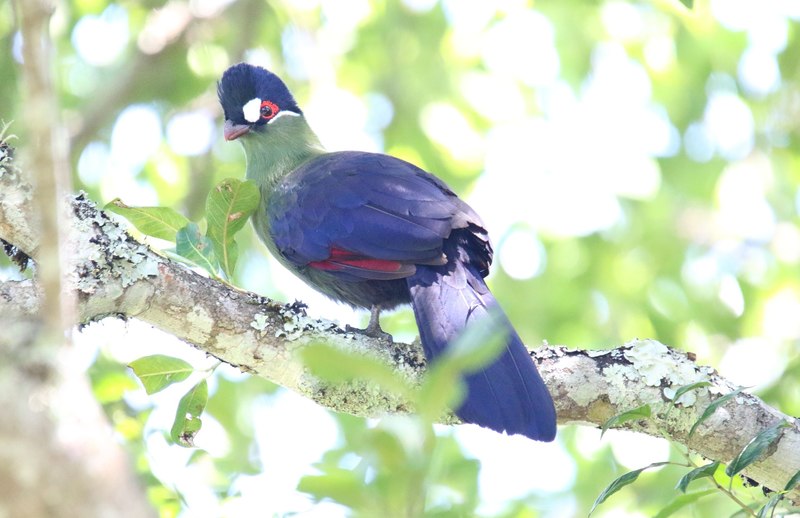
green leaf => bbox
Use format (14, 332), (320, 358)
(300, 343), (412, 397)
(689, 387), (747, 438)
(368, 428), (410, 470)
(205, 178), (259, 278)
(756, 493), (783, 518)
(600, 404), (652, 437)
(726, 421), (789, 477)
(92, 370), (140, 404)
(675, 461), (720, 493)
(678, 0), (693, 8)
(670, 380), (711, 405)
(784, 468), (800, 492)
(654, 489), (716, 518)
(170, 379), (208, 447)
(105, 198), (189, 242)
(590, 462), (669, 516)
(128, 355), (194, 395)
(298, 469), (367, 508)
(176, 222), (218, 276)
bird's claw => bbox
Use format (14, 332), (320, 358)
(347, 305), (393, 342)
(346, 322), (393, 343)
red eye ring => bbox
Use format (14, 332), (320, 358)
(260, 100), (279, 120)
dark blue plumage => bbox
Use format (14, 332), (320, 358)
(409, 236), (556, 440)
(218, 63), (557, 441)
(218, 63), (302, 124)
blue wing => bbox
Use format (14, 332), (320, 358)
(268, 151), (488, 280)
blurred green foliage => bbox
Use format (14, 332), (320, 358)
(3, 0), (800, 515)
(297, 320), (507, 517)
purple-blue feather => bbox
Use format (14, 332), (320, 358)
(267, 150), (557, 441)
(218, 63), (302, 125)
(409, 237), (557, 441)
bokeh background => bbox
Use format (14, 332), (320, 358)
(2, 0), (800, 516)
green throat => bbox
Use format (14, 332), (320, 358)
(239, 114), (325, 190)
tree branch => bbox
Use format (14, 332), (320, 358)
(4, 1), (153, 513)
(1, 158), (798, 503)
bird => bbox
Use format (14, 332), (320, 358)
(217, 63), (557, 441)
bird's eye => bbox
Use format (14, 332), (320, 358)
(260, 100), (279, 120)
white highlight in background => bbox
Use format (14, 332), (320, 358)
(719, 337), (786, 389)
(167, 110), (216, 156)
(71, 5), (129, 67)
(499, 229), (546, 280)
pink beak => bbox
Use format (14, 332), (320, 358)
(224, 120), (251, 141)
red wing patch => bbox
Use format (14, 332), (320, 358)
(308, 246), (405, 273)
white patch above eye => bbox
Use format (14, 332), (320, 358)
(242, 98), (261, 123)
(266, 110), (301, 124)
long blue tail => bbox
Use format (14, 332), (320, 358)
(407, 242), (557, 441)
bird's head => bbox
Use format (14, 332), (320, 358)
(217, 63), (303, 141)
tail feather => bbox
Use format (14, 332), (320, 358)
(407, 243), (557, 441)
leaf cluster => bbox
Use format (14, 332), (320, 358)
(593, 382), (800, 517)
(106, 177), (259, 280)
(293, 312), (519, 516)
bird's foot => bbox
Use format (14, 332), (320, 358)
(345, 323), (393, 342)
(346, 306), (393, 343)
